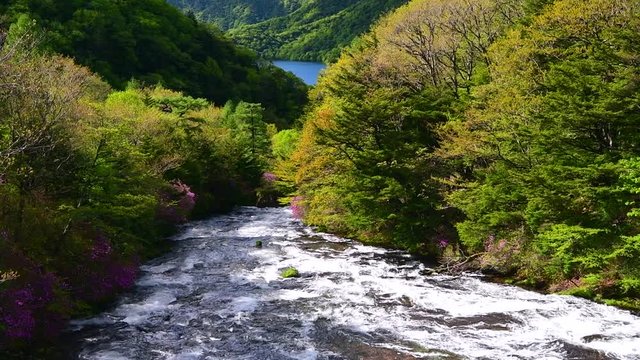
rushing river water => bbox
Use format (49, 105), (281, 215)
(67, 207), (640, 359)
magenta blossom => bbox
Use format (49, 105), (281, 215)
(157, 180), (197, 224)
(90, 236), (113, 261)
(262, 172), (277, 183)
(290, 196), (305, 220)
(437, 238), (449, 249)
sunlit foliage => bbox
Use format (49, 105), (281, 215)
(284, 0), (640, 309)
(0, 36), (274, 347)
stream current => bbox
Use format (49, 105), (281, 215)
(68, 207), (640, 359)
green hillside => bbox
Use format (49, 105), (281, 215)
(168, 0), (409, 62)
(0, 0), (308, 124)
(166, 0), (308, 30)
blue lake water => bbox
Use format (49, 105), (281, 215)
(273, 60), (326, 85)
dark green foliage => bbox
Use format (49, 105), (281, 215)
(166, 0), (307, 30)
(318, 84), (456, 250)
(0, 0), (308, 124)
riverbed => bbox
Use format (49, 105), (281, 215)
(67, 207), (640, 359)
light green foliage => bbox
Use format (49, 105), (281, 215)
(535, 225), (607, 279)
(272, 129), (300, 160)
(442, 0), (640, 303)
(4, 14), (38, 50)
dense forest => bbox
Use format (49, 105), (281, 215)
(281, 0), (640, 310)
(166, 0), (306, 30)
(169, 0), (408, 63)
(0, 0), (303, 352)
(0, 0), (308, 126)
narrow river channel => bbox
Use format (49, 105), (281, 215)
(68, 207), (640, 359)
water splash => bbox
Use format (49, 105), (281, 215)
(68, 207), (640, 359)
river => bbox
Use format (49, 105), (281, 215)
(67, 207), (640, 359)
(273, 61), (326, 86)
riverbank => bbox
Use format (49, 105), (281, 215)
(406, 246), (640, 314)
(64, 207), (640, 359)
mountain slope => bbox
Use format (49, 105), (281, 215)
(168, 0), (409, 62)
(166, 0), (308, 30)
(231, 0), (409, 62)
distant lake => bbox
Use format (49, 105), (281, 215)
(273, 60), (326, 86)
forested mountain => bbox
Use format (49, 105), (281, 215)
(230, 0), (409, 62)
(166, 0), (307, 30)
(0, 0), (308, 125)
(168, 0), (409, 62)
(280, 0), (640, 310)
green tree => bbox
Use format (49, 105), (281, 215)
(441, 0), (640, 302)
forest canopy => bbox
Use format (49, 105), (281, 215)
(283, 0), (640, 310)
(0, 0), (308, 125)
(168, 0), (409, 63)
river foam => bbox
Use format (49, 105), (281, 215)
(69, 207), (640, 359)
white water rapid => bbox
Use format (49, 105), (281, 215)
(68, 207), (640, 359)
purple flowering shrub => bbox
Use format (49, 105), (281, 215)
(435, 235), (450, 249)
(480, 234), (522, 272)
(0, 226), (142, 346)
(262, 172), (277, 183)
(0, 247), (71, 344)
(290, 196), (306, 219)
(69, 233), (138, 302)
(427, 226), (460, 258)
(157, 180), (196, 224)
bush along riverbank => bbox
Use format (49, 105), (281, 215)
(279, 0), (640, 312)
(0, 27), (298, 352)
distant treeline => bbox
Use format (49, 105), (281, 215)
(167, 0), (409, 63)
